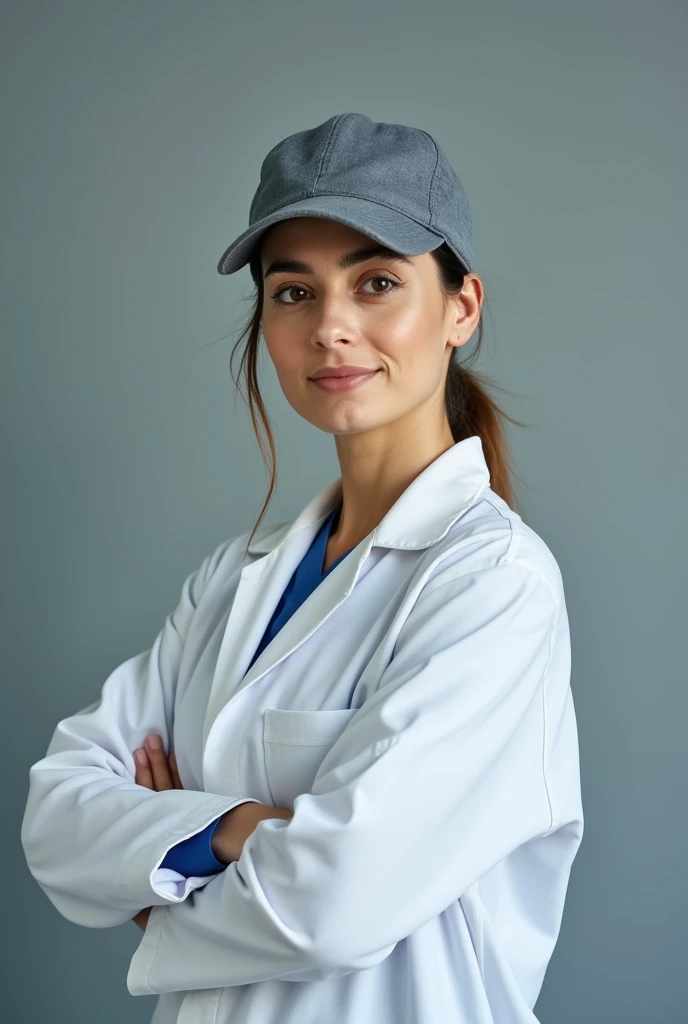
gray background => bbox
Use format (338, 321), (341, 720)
(3, 2), (686, 1021)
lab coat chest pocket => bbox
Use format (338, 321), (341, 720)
(262, 708), (358, 810)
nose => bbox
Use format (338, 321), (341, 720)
(308, 297), (361, 349)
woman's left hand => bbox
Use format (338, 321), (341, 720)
(133, 734), (183, 791)
(131, 734), (183, 930)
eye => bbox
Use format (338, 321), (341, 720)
(270, 275), (401, 306)
(361, 276), (399, 296)
(270, 284), (309, 306)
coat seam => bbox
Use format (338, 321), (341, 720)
(539, 599), (559, 837)
(142, 906), (164, 995)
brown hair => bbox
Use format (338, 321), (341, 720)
(228, 237), (526, 556)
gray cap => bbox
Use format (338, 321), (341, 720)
(217, 112), (474, 277)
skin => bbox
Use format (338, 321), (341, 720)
(260, 216), (484, 563)
(131, 217), (484, 928)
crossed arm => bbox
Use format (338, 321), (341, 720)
(131, 734), (293, 931)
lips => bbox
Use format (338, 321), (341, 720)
(309, 366), (380, 379)
(309, 370), (381, 392)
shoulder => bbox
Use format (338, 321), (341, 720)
(421, 486), (566, 609)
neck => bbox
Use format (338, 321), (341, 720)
(330, 421), (456, 549)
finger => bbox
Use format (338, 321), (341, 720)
(144, 735), (174, 791)
(168, 752), (184, 790)
(133, 748), (154, 790)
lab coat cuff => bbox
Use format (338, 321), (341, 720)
(120, 795), (261, 906)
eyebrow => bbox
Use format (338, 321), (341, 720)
(262, 244), (415, 279)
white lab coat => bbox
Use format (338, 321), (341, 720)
(21, 435), (584, 1024)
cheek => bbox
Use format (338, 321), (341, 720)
(379, 299), (434, 346)
(375, 312), (442, 372)
(263, 327), (301, 373)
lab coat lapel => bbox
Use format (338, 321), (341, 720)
(201, 477), (369, 751)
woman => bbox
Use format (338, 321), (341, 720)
(22, 112), (584, 1023)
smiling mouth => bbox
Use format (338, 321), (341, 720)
(309, 369), (381, 392)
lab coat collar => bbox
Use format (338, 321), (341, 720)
(246, 434), (491, 556)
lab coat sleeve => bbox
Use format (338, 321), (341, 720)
(127, 561), (563, 992)
(21, 539), (261, 929)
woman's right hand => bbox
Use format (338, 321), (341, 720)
(212, 801), (294, 864)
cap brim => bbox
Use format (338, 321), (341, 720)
(216, 194), (449, 275)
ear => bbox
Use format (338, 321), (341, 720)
(448, 274), (483, 349)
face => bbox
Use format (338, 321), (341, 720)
(259, 217), (482, 440)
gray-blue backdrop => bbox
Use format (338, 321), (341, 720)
(3, 2), (686, 1022)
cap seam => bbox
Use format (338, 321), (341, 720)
(314, 114), (347, 196)
(417, 128), (440, 230)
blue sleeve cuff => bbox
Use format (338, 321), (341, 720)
(159, 815), (227, 876)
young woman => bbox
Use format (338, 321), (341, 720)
(22, 112), (584, 1024)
